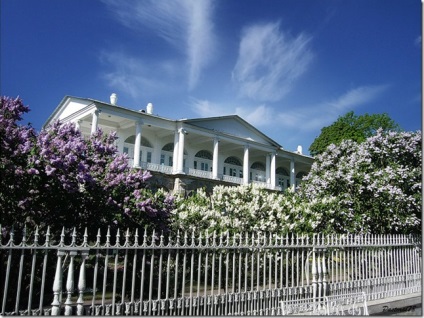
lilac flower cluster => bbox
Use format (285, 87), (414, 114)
(1, 96), (175, 235)
(297, 128), (421, 234)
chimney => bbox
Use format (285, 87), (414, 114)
(146, 102), (153, 114)
(297, 145), (303, 154)
(110, 93), (117, 105)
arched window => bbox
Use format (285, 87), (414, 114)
(223, 156), (243, 178)
(195, 150), (213, 160)
(224, 156), (242, 166)
(162, 143), (174, 152)
(276, 167), (289, 176)
(194, 150), (212, 171)
(250, 162), (265, 171)
(124, 135), (152, 147)
(250, 162), (265, 182)
(296, 171), (307, 179)
(277, 167), (290, 190)
(160, 142), (173, 166)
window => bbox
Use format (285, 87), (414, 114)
(195, 150), (212, 172)
(251, 162), (265, 171)
(160, 154), (165, 165)
(224, 156), (242, 166)
(224, 156), (242, 178)
(195, 150), (213, 160)
(147, 152), (152, 163)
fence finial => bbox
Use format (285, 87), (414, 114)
(60, 227), (65, 246)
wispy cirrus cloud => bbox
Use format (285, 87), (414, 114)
(99, 51), (183, 99)
(232, 21), (313, 102)
(102, 0), (216, 90)
(278, 84), (390, 132)
(190, 97), (276, 127)
(326, 84), (389, 113)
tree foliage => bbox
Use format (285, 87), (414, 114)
(0, 96), (175, 237)
(298, 129), (421, 234)
(309, 111), (401, 156)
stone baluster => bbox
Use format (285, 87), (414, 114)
(311, 245), (317, 301)
(51, 250), (65, 315)
(64, 250), (76, 315)
(77, 248), (88, 315)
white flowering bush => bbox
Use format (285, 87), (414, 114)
(171, 184), (336, 235)
(297, 129), (421, 234)
(172, 129), (420, 235)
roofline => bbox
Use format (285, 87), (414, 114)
(182, 115), (283, 149)
(45, 95), (314, 159)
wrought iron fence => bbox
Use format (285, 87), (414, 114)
(0, 225), (421, 316)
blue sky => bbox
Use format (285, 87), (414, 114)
(1, 0), (421, 155)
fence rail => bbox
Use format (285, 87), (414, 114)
(0, 225), (421, 316)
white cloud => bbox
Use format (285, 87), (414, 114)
(415, 35), (422, 47)
(190, 98), (275, 128)
(191, 84), (388, 132)
(326, 85), (389, 113)
(102, 0), (216, 90)
(277, 84), (390, 132)
(232, 21), (313, 102)
(189, 98), (232, 118)
(99, 51), (182, 99)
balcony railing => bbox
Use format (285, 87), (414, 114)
(127, 159), (285, 190)
(222, 175), (243, 185)
(147, 163), (173, 174)
(187, 168), (212, 179)
(251, 180), (282, 191)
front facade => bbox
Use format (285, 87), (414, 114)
(44, 94), (314, 194)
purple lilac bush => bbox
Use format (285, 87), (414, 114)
(0, 96), (174, 237)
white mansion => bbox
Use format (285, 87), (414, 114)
(44, 94), (314, 194)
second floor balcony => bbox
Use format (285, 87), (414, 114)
(129, 159), (288, 191)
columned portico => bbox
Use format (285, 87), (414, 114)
(45, 95), (314, 193)
(133, 120), (142, 168)
(212, 137), (219, 179)
(243, 144), (250, 185)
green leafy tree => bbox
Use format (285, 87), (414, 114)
(309, 111), (401, 156)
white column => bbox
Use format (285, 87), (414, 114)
(177, 128), (186, 173)
(243, 144), (250, 185)
(74, 120), (81, 131)
(270, 152), (276, 188)
(290, 158), (296, 190)
(212, 137), (219, 179)
(172, 131), (179, 173)
(91, 110), (100, 134)
(266, 154), (271, 184)
(133, 121), (142, 168)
